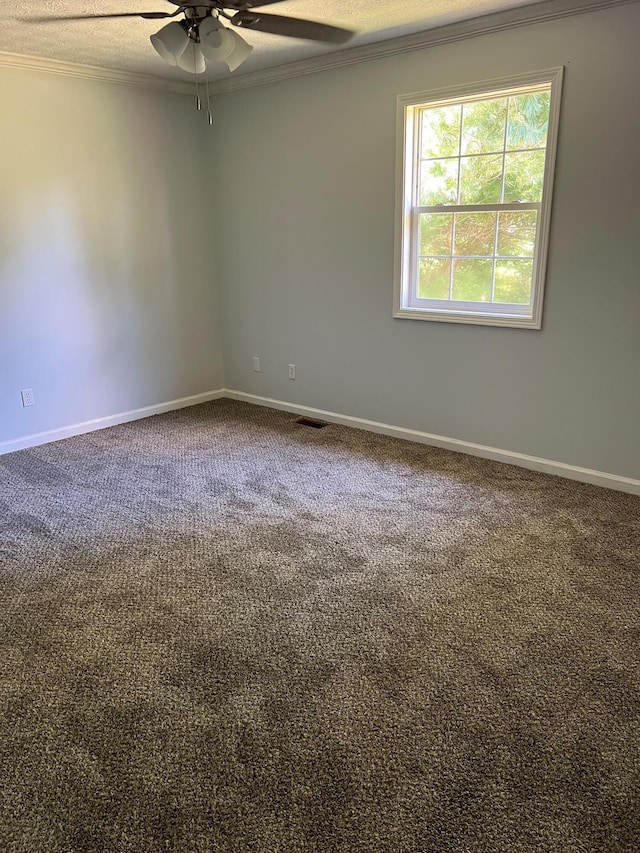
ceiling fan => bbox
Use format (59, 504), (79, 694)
(23, 1), (356, 75)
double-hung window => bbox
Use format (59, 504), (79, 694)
(394, 69), (563, 328)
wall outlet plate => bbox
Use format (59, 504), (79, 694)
(21, 388), (35, 407)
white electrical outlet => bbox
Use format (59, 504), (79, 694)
(288, 364), (296, 380)
(252, 357), (261, 372)
(21, 388), (35, 407)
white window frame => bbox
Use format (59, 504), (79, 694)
(393, 68), (563, 329)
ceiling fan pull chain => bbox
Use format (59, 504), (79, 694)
(205, 74), (213, 126)
(193, 43), (201, 110)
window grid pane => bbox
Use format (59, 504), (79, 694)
(419, 145), (547, 204)
(418, 92), (549, 210)
(419, 158), (459, 205)
(399, 74), (559, 325)
(497, 210), (538, 255)
(415, 90), (547, 303)
(461, 98), (507, 155)
(506, 90), (550, 151)
(417, 208), (537, 305)
(452, 258), (493, 301)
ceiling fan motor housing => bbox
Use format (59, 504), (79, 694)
(184, 6), (217, 23)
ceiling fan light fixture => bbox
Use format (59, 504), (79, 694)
(176, 40), (207, 74)
(199, 17), (235, 63)
(150, 21), (189, 66)
(225, 30), (253, 73)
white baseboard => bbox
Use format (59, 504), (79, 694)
(2, 386), (638, 495)
(225, 389), (640, 496)
(0, 389), (225, 456)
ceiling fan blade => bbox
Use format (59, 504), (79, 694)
(231, 11), (354, 43)
(222, 0), (290, 7)
(21, 12), (176, 23)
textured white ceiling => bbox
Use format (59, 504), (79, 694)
(0, 0), (543, 81)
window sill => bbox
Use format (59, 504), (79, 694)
(393, 306), (541, 329)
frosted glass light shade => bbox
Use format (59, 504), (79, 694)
(176, 41), (207, 74)
(199, 17), (235, 62)
(225, 30), (253, 72)
(150, 22), (189, 65)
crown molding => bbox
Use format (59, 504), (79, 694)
(210, 0), (638, 94)
(0, 0), (636, 96)
(0, 50), (193, 95)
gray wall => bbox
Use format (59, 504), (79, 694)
(0, 67), (223, 445)
(211, 2), (640, 480)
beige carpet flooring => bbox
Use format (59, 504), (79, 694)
(0, 399), (638, 852)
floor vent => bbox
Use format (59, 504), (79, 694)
(296, 417), (327, 429)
